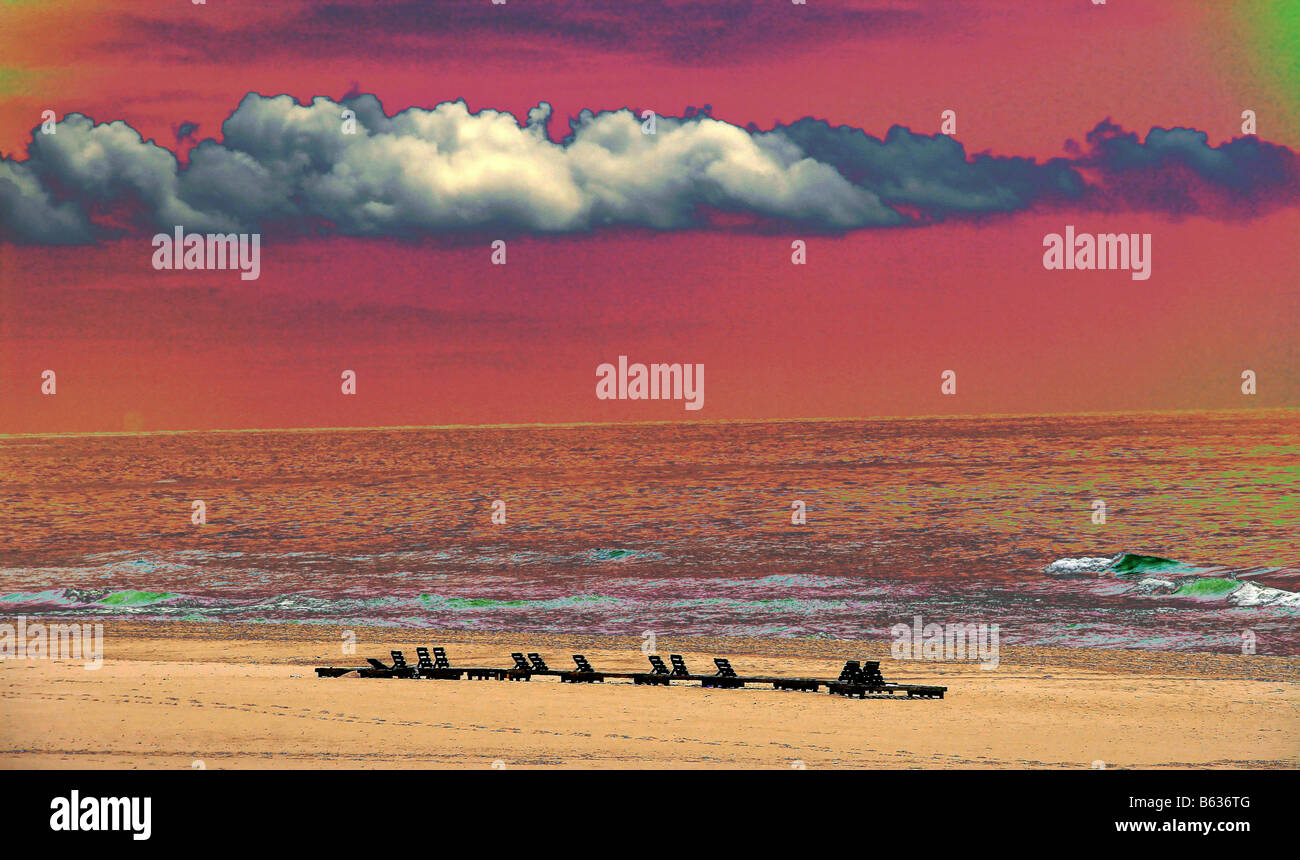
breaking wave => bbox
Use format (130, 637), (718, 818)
(1044, 551), (1299, 610)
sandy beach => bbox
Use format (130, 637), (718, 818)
(1, 619), (1295, 769)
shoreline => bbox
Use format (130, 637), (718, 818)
(1, 619), (1295, 769)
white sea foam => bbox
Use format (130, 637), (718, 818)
(1227, 581), (1300, 608)
(1044, 555), (1120, 575)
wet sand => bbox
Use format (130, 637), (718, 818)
(1, 620), (1296, 769)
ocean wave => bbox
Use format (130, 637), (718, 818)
(0, 588), (183, 608)
(1044, 555), (1121, 575)
(1228, 581), (1300, 608)
(1045, 551), (1191, 577)
(1044, 551), (1298, 611)
(1110, 553), (1186, 574)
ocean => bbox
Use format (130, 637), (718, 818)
(2, 410), (1296, 653)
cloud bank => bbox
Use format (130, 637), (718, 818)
(2, 94), (1297, 244)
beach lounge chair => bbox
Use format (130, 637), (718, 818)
(358, 651), (417, 679)
(858, 660), (946, 698)
(702, 657), (745, 688)
(415, 646), (463, 680)
(633, 654), (672, 685)
(828, 660), (869, 697)
(506, 652), (533, 681)
(417, 646), (506, 680)
(314, 666), (361, 677)
(821, 657), (949, 699)
(389, 650), (417, 678)
(860, 660), (886, 690)
(560, 654), (605, 683)
(356, 657), (392, 678)
(522, 653), (568, 677)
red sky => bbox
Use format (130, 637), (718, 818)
(2, 0), (1297, 432)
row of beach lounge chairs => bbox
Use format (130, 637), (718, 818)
(316, 647), (947, 699)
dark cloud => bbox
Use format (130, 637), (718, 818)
(103, 0), (937, 65)
(1, 95), (1296, 245)
(1066, 120), (1300, 217)
(773, 120), (1087, 219)
(173, 121), (200, 144)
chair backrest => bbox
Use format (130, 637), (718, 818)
(432, 647), (450, 669)
(391, 650), (408, 668)
(573, 654), (594, 673)
(670, 654), (690, 676)
(861, 660), (884, 686)
(528, 653), (549, 671)
(838, 660), (862, 682)
(714, 658), (737, 677)
(648, 655), (670, 674)
(511, 652), (531, 671)
(415, 647), (434, 670)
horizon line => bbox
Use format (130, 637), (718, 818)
(2, 405), (1294, 441)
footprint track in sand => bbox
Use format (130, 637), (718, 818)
(0, 686), (895, 759)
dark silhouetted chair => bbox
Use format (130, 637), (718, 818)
(860, 660), (885, 690)
(506, 652), (533, 681)
(702, 657), (744, 688)
(415, 645), (463, 680)
(829, 659), (871, 697)
(315, 666), (359, 677)
(634, 654), (672, 685)
(356, 657), (394, 678)
(560, 654), (604, 683)
(382, 650), (415, 679)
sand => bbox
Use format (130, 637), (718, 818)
(1, 620), (1296, 769)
